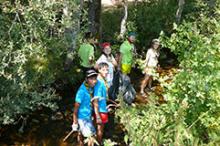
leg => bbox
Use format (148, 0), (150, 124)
(77, 132), (84, 146)
(97, 124), (104, 144)
(148, 76), (153, 89)
(78, 119), (96, 146)
(140, 74), (150, 94)
(147, 67), (156, 89)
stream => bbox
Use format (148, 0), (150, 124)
(0, 65), (177, 146)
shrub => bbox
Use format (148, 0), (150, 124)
(0, 0), (80, 125)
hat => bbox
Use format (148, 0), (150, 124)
(152, 39), (160, 44)
(102, 42), (111, 49)
(85, 69), (98, 78)
(128, 32), (136, 37)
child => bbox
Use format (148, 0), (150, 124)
(95, 42), (117, 87)
(93, 62), (109, 145)
(78, 32), (95, 74)
(119, 32), (136, 75)
(72, 69), (98, 146)
(140, 39), (160, 96)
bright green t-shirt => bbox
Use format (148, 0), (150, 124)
(78, 43), (94, 68)
(119, 40), (134, 65)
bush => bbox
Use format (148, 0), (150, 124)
(116, 1), (220, 145)
(101, 0), (178, 54)
(0, 0), (80, 125)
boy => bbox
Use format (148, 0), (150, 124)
(93, 62), (109, 145)
(119, 32), (136, 75)
(72, 69), (98, 146)
(78, 32), (95, 74)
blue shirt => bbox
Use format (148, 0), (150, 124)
(75, 83), (93, 120)
(94, 79), (108, 113)
(96, 54), (115, 86)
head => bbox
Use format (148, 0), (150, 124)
(151, 39), (160, 50)
(85, 69), (98, 87)
(127, 32), (136, 43)
(115, 51), (120, 63)
(102, 42), (111, 55)
(98, 62), (109, 78)
(84, 32), (94, 43)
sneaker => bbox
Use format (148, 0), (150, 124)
(145, 87), (156, 92)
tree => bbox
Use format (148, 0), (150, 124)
(88, 0), (102, 38)
(0, 0), (79, 125)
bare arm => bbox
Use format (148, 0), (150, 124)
(94, 63), (99, 70)
(73, 102), (80, 124)
(118, 53), (122, 70)
(92, 99), (102, 124)
(111, 55), (118, 67)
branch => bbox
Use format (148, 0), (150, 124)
(119, 1), (128, 39)
(175, 0), (185, 24)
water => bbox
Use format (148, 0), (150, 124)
(0, 66), (177, 146)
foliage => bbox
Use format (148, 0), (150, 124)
(101, 0), (178, 54)
(103, 139), (117, 146)
(116, 1), (220, 145)
(0, 0), (81, 125)
(160, 12), (220, 144)
(116, 94), (197, 146)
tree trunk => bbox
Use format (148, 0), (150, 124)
(88, 0), (101, 39)
(175, 0), (185, 24)
(119, 0), (128, 39)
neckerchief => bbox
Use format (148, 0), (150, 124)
(84, 81), (94, 102)
(98, 75), (109, 91)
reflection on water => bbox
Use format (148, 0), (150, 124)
(0, 107), (126, 146)
(0, 108), (78, 146)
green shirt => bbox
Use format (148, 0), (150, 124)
(120, 40), (134, 65)
(78, 43), (94, 68)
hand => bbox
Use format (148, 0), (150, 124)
(72, 123), (78, 131)
(89, 59), (94, 65)
(96, 116), (102, 124)
(89, 56), (94, 64)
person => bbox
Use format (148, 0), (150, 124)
(93, 62), (109, 145)
(119, 32), (136, 75)
(72, 69), (98, 146)
(140, 39), (160, 96)
(95, 42), (117, 87)
(78, 32), (95, 74)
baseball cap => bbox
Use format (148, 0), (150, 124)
(152, 39), (160, 44)
(85, 69), (98, 78)
(128, 32), (136, 37)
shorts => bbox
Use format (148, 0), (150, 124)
(121, 64), (132, 74)
(78, 119), (96, 137)
(144, 67), (156, 76)
(94, 113), (108, 124)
